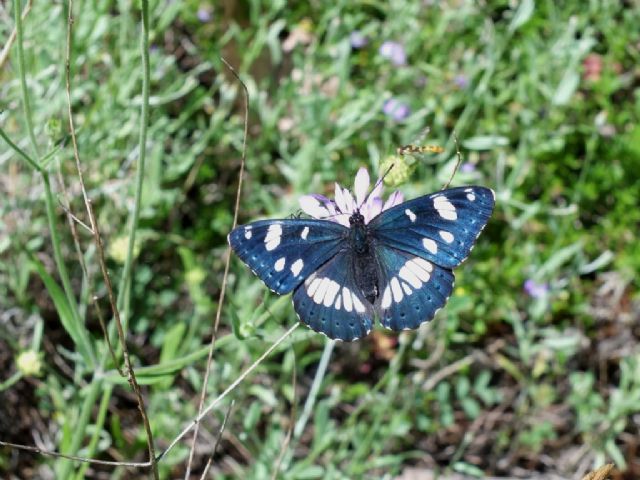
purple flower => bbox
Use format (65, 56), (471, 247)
(454, 74), (469, 89)
(524, 279), (549, 299)
(379, 41), (406, 66)
(382, 98), (411, 121)
(197, 7), (212, 22)
(460, 162), (476, 173)
(299, 167), (404, 226)
(350, 31), (368, 49)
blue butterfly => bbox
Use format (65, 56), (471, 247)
(228, 180), (495, 341)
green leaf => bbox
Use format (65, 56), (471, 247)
(509, 0), (535, 32)
(155, 322), (186, 389)
(29, 257), (93, 365)
(462, 135), (509, 150)
(552, 69), (580, 106)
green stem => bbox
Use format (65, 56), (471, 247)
(0, 125), (41, 172)
(74, 385), (114, 480)
(55, 379), (102, 478)
(293, 338), (335, 439)
(43, 172), (95, 366)
(116, 0), (150, 326)
(13, 0), (40, 157)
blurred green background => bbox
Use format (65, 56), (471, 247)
(1, 0), (639, 478)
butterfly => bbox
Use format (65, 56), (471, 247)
(228, 174), (495, 341)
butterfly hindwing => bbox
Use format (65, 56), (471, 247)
(292, 250), (374, 341)
(228, 219), (347, 294)
(374, 245), (454, 331)
(368, 186), (495, 268)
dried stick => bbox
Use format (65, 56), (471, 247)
(64, 1), (157, 477)
(184, 57), (249, 478)
(159, 322), (301, 463)
(271, 353), (298, 480)
(199, 400), (235, 479)
(0, 0), (33, 70)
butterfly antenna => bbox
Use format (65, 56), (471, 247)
(441, 132), (463, 190)
(358, 163), (395, 211)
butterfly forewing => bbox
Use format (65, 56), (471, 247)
(368, 186), (495, 268)
(373, 245), (454, 331)
(228, 219), (347, 294)
(292, 249), (374, 341)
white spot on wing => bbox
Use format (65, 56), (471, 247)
(264, 224), (282, 251)
(313, 278), (330, 304)
(301, 226), (309, 240)
(401, 281), (413, 295)
(334, 294), (342, 310)
(274, 257), (286, 272)
(439, 230), (454, 243)
(352, 293), (366, 313)
(342, 287), (353, 312)
(406, 258), (431, 282)
(399, 264), (422, 289)
(306, 276), (321, 297)
(413, 257), (433, 272)
(467, 192), (476, 201)
(422, 238), (438, 254)
(381, 286), (392, 309)
(323, 280), (340, 307)
(405, 209), (416, 222)
(433, 195), (457, 220)
(390, 277), (403, 303)
(244, 226), (252, 239)
(290, 259), (304, 276)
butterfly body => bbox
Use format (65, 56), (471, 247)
(343, 211), (378, 303)
(229, 186), (495, 341)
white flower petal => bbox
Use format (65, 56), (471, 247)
(363, 197), (383, 223)
(299, 195), (329, 219)
(354, 167), (370, 207)
(334, 183), (348, 213)
(342, 187), (356, 214)
(335, 213), (350, 227)
(383, 190), (404, 211)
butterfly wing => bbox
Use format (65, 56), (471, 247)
(368, 186), (495, 268)
(369, 185), (494, 331)
(228, 219), (347, 294)
(292, 249), (374, 341)
(373, 245), (454, 331)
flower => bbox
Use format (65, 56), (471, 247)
(299, 167), (404, 226)
(583, 54), (602, 82)
(382, 98), (411, 121)
(350, 31), (368, 49)
(454, 74), (469, 89)
(460, 162), (476, 173)
(379, 154), (413, 187)
(524, 279), (549, 299)
(17, 350), (43, 377)
(197, 6), (212, 22)
(379, 41), (406, 66)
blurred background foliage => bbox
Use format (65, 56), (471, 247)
(1, 0), (639, 478)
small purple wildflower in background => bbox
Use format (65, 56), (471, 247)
(382, 98), (410, 122)
(379, 41), (406, 66)
(299, 167), (404, 226)
(350, 31), (368, 49)
(524, 279), (549, 299)
(461, 162), (476, 173)
(454, 74), (469, 89)
(197, 6), (212, 22)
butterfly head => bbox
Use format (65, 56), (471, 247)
(348, 210), (365, 226)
